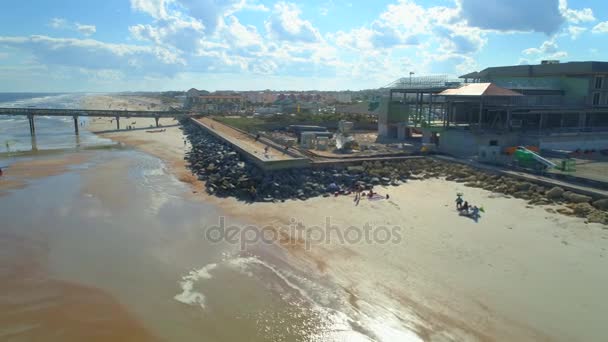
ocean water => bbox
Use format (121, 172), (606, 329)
(1, 147), (395, 341)
(0, 93), (113, 152)
(0, 93), (418, 341)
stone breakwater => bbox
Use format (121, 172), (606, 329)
(182, 120), (608, 225)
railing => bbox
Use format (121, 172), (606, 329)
(0, 107), (188, 117)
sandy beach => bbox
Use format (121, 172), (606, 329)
(67, 94), (608, 341)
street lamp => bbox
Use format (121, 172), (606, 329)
(409, 71), (415, 86)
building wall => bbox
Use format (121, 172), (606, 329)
(560, 76), (590, 102)
(491, 76), (561, 90)
(388, 103), (411, 123)
(438, 129), (520, 157)
(536, 132), (608, 151)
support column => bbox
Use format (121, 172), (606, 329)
(73, 115), (79, 135)
(428, 94), (433, 126)
(115, 116), (120, 130)
(30, 134), (38, 151)
(507, 109), (512, 130)
(539, 113), (546, 130)
(155, 116), (160, 128)
(578, 112), (587, 129)
(27, 114), (36, 135)
(418, 92), (423, 125)
(478, 98), (484, 127)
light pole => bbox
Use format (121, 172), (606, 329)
(409, 71), (415, 86)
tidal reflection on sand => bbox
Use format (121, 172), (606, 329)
(0, 150), (413, 341)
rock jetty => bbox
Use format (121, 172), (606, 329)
(182, 120), (608, 225)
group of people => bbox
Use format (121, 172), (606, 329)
(455, 193), (481, 222)
(352, 185), (389, 206)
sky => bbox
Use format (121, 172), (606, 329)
(0, 0), (607, 92)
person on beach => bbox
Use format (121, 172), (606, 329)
(462, 201), (469, 213)
(456, 194), (463, 209)
(471, 206), (480, 222)
(249, 186), (257, 201)
(0, 167), (3, 177)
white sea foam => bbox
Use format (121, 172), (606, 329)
(226, 256), (317, 303)
(174, 263), (218, 308)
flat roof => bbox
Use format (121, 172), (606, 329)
(439, 83), (524, 97)
(460, 61), (608, 79)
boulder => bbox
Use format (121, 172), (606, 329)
(588, 211), (608, 225)
(545, 187), (564, 199)
(572, 203), (595, 217)
(592, 199), (608, 211)
(562, 191), (592, 204)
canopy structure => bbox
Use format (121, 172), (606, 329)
(439, 83), (524, 97)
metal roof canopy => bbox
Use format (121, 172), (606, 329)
(439, 83), (524, 97)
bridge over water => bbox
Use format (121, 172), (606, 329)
(0, 107), (190, 135)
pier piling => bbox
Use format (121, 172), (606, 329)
(27, 114), (36, 135)
(73, 115), (79, 135)
(155, 116), (160, 127)
(115, 116), (120, 130)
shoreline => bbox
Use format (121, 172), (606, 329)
(2, 94), (606, 341)
(78, 94), (608, 341)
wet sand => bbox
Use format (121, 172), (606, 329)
(63, 94), (606, 340)
(0, 232), (157, 341)
(0, 152), (91, 196)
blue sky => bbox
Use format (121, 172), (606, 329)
(0, 0), (607, 92)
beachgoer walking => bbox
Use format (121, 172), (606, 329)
(462, 201), (469, 213)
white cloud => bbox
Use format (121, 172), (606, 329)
(522, 39), (567, 60)
(559, 0), (595, 24)
(265, 2), (322, 43)
(523, 40), (558, 55)
(130, 16), (204, 53)
(75, 23), (97, 36)
(592, 22), (608, 34)
(130, 0), (171, 19)
(49, 18), (69, 29)
(0, 35), (184, 74)
(222, 16), (264, 49)
(48, 18), (97, 36)
(567, 25), (586, 39)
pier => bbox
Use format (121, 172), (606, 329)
(0, 107), (189, 135)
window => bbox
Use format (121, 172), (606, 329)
(595, 76), (604, 89)
(593, 92), (601, 106)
